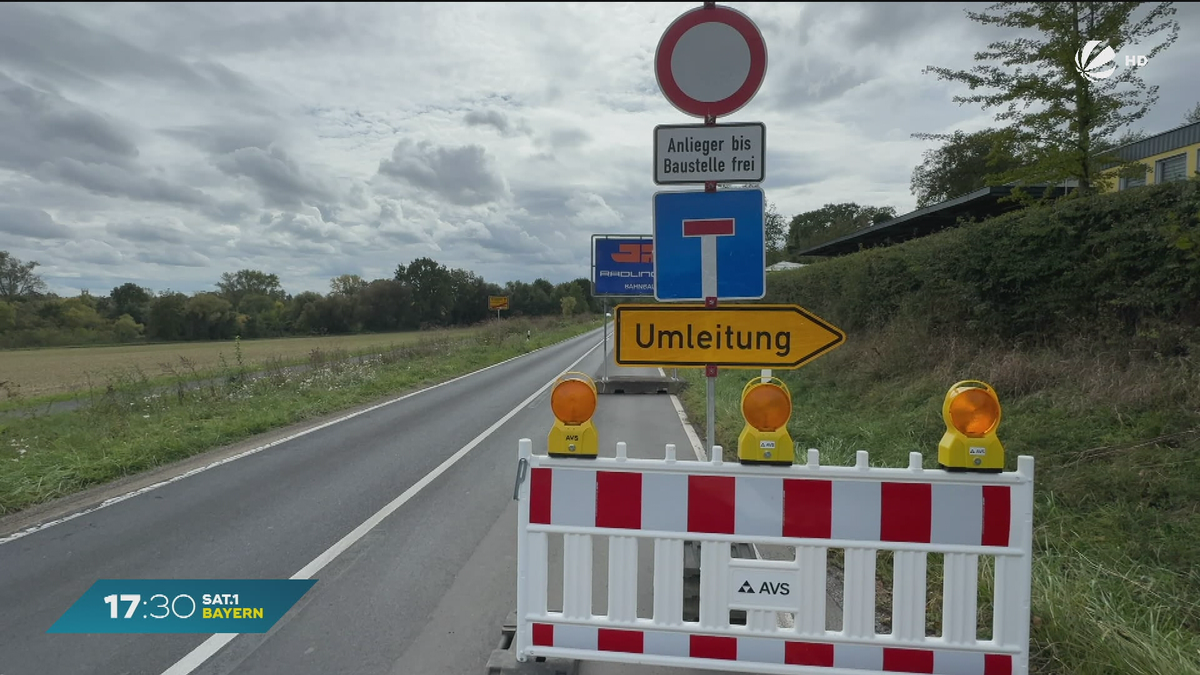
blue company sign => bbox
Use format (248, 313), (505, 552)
(653, 188), (765, 301)
(593, 236), (654, 296)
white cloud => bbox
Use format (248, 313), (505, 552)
(0, 2), (1196, 296)
(378, 139), (510, 206)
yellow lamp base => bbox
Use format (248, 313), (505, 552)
(737, 426), (794, 465)
(937, 432), (1004, 472)
(548, 419), (598, 458)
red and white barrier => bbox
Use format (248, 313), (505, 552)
(529, 463), (1016, 548)
(514, 439), (1035, 675)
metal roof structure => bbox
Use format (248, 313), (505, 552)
(798, 121), (1200, 258)
(796, 185), (1066, 257)
(1112, 120), (1200, 162)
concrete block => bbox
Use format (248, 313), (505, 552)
(596, 376), (686, 396)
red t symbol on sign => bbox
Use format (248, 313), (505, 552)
(682, 218), (735, 302)
(682, 218), (735, 237)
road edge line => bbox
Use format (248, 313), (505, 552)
(658, 367), (706, 462)
(0, 326), (602, 547)
(159, 332), (607, 675)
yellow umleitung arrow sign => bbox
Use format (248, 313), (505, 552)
(614, 304), (846, 369)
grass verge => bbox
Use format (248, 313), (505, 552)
(676, 322), (1200, 675)
(0, 316), (600, 516)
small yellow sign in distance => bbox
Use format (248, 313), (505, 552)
(489, 296), (510, 310)
(614, 304), (846, 369)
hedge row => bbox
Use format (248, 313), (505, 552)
(768, 180), (1200, 351)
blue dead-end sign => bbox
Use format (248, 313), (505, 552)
(653, 188), (765, 301)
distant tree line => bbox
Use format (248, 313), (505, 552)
(0, 253), (600, 348)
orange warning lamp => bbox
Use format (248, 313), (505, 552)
(938, 380), (1005, 472)
(737, 376), (794, 465)
(548, 373), (599, 458)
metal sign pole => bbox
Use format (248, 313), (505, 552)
(706, 367), (716, 457)
(703, 109), (719, 457)
(652, 0), (769, 459)
(602, 300), (609, 382)
(702, 91), (721, 454)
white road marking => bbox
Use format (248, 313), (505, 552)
(0, 329), (601, 547)
(658, 367), (706, 462)
(160, 334), (606, 675)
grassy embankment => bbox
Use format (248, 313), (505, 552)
(679, 180), (1200, 675)
(0, 315), (601, 516)
(0, 326), (481, 410)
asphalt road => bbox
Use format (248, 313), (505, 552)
(0, 327), (726, 675)
(0, 324), (844, 675)
(0, 327), (597, 673)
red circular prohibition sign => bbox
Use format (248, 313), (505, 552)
(655, 5), (768, 119)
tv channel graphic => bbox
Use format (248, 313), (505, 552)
(593, 236), (654, 296)
(47, 579), (316, 634)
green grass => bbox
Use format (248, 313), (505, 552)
(0, 316), (601, 516)
(676, 324), (1200, 675)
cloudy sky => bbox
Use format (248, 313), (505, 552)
(1, 2), (1197, 297)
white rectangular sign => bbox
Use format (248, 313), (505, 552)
(728, 564), (796, 611)
(654, 122), (765, 185)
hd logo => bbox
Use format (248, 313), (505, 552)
(737, 580), (790, 595)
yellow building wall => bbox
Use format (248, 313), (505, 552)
(1101, 142), (1200, 192)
